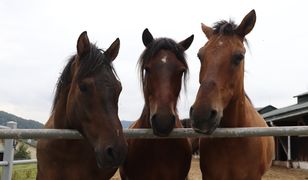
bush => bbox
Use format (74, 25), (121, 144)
(14, 142), (31, 160)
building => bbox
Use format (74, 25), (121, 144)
(0, 139), (37, 160)
(261, 92), (308, 169)
(256, 105), (277, 114)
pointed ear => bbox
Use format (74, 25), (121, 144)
(236, 9), (256, 37)
(77, 31), (91, 57)
(105, 38), (120, 62)
(179, 35), (194, 51)
(201, 23), (213, 39)
(142, 28), (154, 47)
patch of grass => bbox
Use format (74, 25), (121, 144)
(0, 163), (37, 180)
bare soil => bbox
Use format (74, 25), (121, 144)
(112, 157), (308, 180)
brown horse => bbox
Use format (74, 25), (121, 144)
(36, 32), (127, 180)
(190, 10), (274, 180)
(120, 28), (194, 180)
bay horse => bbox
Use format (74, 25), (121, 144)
(36, 31), (127, 180)
(120, 28), (194, 180)
(190, 10), (274, 179)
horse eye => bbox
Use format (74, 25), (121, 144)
(79, 83), (88, 92)
(232, 53), (244, 66)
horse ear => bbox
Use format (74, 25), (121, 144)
(105, 38), (120, 62)
(142, 28), (154, 47)
(77, 31), (91, 57)
(201, 23), (213, 39)
(236, 9), (256, 37)
(179, 35), (194, 51)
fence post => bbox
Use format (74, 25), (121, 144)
(287, 136), (292, 168)
(2, 121), (17, 180)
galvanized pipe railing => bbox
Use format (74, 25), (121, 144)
(0, 122), (308, 180)
(0, 126), (308, 139)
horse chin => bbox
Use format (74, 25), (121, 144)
(153, 130), (170, 137)
(95, 147), (127, 169)
(152, 126), (173, 137)
(192, 119), (221, 135)
(96, 157), (120, 169)
(193, 124), (217, 135)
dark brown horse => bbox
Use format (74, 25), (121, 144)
(190, 10), (274, 179)
(36, 32), (127, 180)
(120, 29), (194, 180)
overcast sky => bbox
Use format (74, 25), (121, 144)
(0, 0), (307, 124)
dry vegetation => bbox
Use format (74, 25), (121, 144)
(112, 157), (308, 180)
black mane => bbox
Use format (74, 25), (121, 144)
(212, 20), (238, 35)
(138, 38), (189, 89)
(52, 44), (116, 111)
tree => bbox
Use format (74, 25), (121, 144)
(14, 142), (31, 160)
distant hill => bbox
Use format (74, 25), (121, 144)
(0, 110), (134, 129)
(0, 111), (44, 129)
(121, 120), (133, 129)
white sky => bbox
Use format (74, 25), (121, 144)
(0, 0), (307, 124)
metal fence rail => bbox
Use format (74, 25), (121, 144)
(1, 121), (308, 180)
(0, 126), (308, 139)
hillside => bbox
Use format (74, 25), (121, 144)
(0, 111), (134, 129)
(0, 111), (44, 129)
(121, 120), (133, 129)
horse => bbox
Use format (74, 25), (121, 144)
(181, 118), (199, 156)
(36, 31), (127, 180)
(189, 10), (274, 180)
(120, 28), (194, 180)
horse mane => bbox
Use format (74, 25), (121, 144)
(212, 20), (250, 48)
(52, 44), (117, 111)
(137, 38), (189, 90)
(212, 20), (238, 35)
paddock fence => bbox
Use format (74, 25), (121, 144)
(1, 121), (308, 180)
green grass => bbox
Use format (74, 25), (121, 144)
(0, 163), (37, 180)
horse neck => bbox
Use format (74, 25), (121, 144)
(52, 88), (70, 129)
(221, 89), (248, 127)
(137, 105), (151, 128)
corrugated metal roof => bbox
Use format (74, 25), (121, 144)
(263, 101), (308, 122)
(294, 91), (308, 98)
(257, 105), (277, 114)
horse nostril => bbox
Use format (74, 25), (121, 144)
(209, 109), (217, 120)
(105, 146), (116, 161)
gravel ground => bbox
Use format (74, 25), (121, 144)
(111, 157), (308, 180)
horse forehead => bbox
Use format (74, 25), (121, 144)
(97, 69), (118, 84)
(161, 55), (167, 63)
(206, 36), (244, 53)
(146, 51), (178, 68)
(156, 50), (180, 65)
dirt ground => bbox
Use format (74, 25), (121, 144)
(112, 157), (308, 179)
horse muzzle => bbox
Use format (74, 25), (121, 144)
(95, 143), (128, 169)
(151, 113), (176, 137)
(190, 106), (222, 134)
